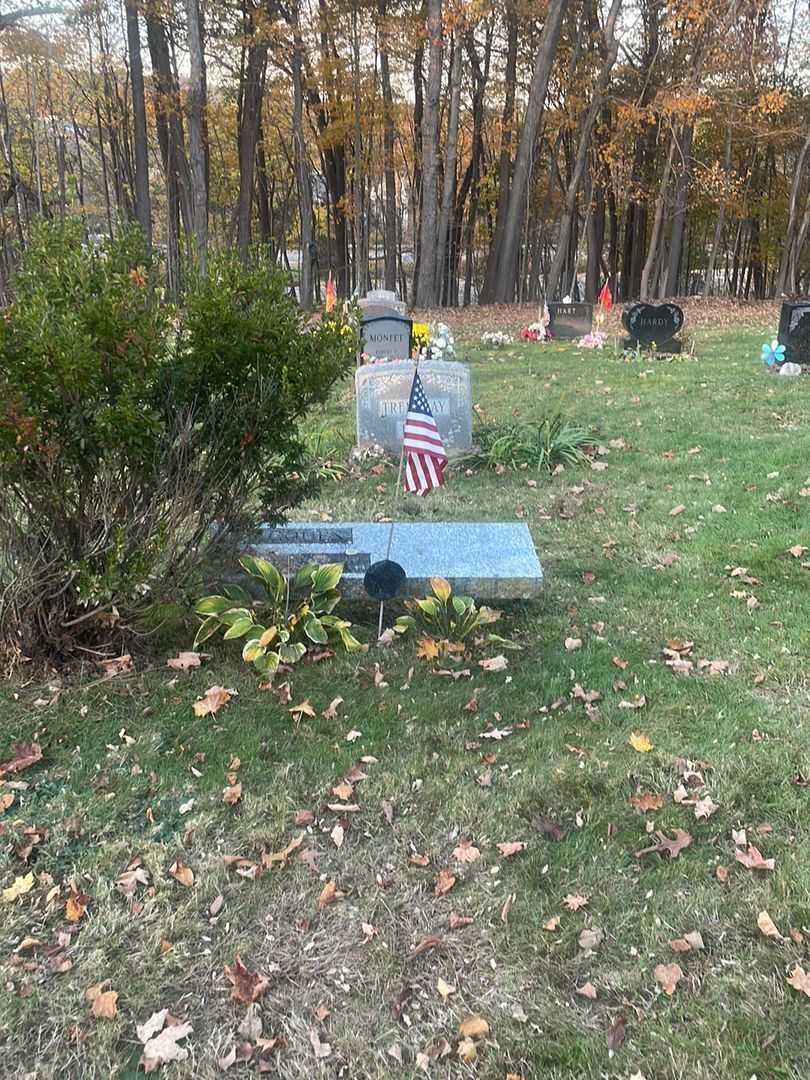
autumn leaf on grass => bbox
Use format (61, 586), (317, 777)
(654, 963), (684, 995)
(437, 976), (456, 1001)
(86, 981), (118, 1019)
(192, 686), (235, 717)
(137, 1010), (193, 1072)
(66, 880), (90, 921)
(453, 839), (480, 864)
(289, 700), (316, 722)
(407, 935), (442, 960)
(630, 792), (664, 813)
(224, 956), (269, 1004)
(563, 894), (589, 911)
(496, 841), (526, 858)
(458, 1015), (490, 1040)
(0, 790), (13, 812)
(757, 910), (785, 941)
(434, 868), (456, 896)
(735, 844), (775, 871)
(787, 966), (810, 997)
(318, 880), (343, 908)
(449, 911), (473, 930)
(330, 824), (344, 849)
(670, 931), (704, 952)
(166, 651), (204, 670)
(262, 831), (304, 868)
(578, 927), (604, 951)
(543, 916), (561, 931)
(116, 857), (150, 896)
(694, 795), (719, 820)
(222, 782), (242, 805)
(636, 829), (693, 859)
(576, 981), (597, 1000)
(628, 732), (653, 753)
(0, 742), (42, 776)
(169, 860), (194, 887)
(2, 872), (35, 903)
(322, 697), (343, 720)
(416, 638), (441, 661)
(606, 1015), (626, 1051)
(332, 781), (353, 801)
(479, 654), (508, 673)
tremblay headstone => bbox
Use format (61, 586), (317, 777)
(548, 301), (593, 339)
(622, 302), (684, 353)
(251, 521), (543, 599)
(355, 359), (472, 453)
(777, 300), (810, 368)
(359, 313), (413, 362)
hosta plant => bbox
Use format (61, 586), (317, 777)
(193, 556), (361, 676)
(395, 577), (500, 646)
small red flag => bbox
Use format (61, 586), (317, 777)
(599, 281), (613, 312)
(325, 272), (336, 313)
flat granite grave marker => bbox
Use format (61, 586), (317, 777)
(548, 301), (593, 339)
(777, 300), (810, 368)
(622, 302), (684, 353)
(355, 359), (472, 452)
(359, 313), (413, 362)
(251, 521), (543, 599)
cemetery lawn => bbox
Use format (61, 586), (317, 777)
(3, 307), (810, 1080)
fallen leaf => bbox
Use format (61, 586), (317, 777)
(458, 1015), (490, 1040)
(630, 792), (664, 813)
(530, 814), (565, 841)
(694, 795), (719, 820)
(628, 732), (653, 753)
(543, 916), (561, 931)
(289, 700), (316, 721)
(262, 831), (305, 867)
(437, 976), (456, 1001)
(98, 654), (133, 675)
(479, 655), (508, 672)
(345, 729), (362, 742)
(669, 504), (686, 516)
(716, 865), (729, 883)
(578, 927), (604, 951)
(453, 839), (480, 863)
(86, 983), (119, 1019)
(224, 956), (270, 1003)
(222, 783), (242, 805)
(408, 935), (442, 959)
(65, 881), (89, 921)
(416, 638), (441, 660)
(564, 637), (582, 652)
(607, 1015), (626, 1051)
(117, 859), (150, 896)
(670, 930), (704, 952)
(330, 824), (344, 849)
(193, 685), (235, 717)
(757, 910), (785, 941)
(620, 696), (647, 711)
(167, 651), (203, 670)
(434, 868), (456, 896)
(456, 1038), (477, 1064)
(496, 840), (526, 858)
(140, 1018), (193, 1072)
(331, 781), (353, 801)
(787, 965), (810, 997)
(322, 697), (343, 720)
(410, 852), (430, 867)
(576, 981), (597, 1000)
(448, 912), (473, 930)
(735, 844), (775, 871)
(169, 860), (194, 887)
(636, 829), (693, 859)
(654, 962), (683, 995)
(2, 872), (35, 903)
(0, 742), (42, 776)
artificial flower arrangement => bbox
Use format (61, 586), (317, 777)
(412, 322), (431, 350)
(577, 330), (607, 349)
(481, 330), (514, 347)
(520, 323), (552, 342)
(417, 321), (455, 361)
(761, 339), (785, 368)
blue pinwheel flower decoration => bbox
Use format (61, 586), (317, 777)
(761, 339), (785, 367)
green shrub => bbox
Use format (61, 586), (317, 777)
(193, 557), (362, 676)
(0, 220), (357, 661)
(456, 415), (592, 473)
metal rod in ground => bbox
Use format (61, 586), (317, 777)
(377, 600), (385, 640)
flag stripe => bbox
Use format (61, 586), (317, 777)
(402, 369), (447, 497)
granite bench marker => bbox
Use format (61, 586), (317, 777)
(250, 521), (544, 600)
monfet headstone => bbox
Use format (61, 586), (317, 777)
(360, 314), (413, 362)
(251, 521), (543, 599)
(548, 301), (593, 339)
(777, 300), (810, 368)
(622, 302), (684, 353)
(355, 359), (472, 453)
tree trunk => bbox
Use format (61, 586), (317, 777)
(776, 120), (810, 295)
(236, 13), (267, 258)
(640, 130), (676, 299)
(664, 122), (693, 296)
(292, 0), (313, 308)
(378, 0), (397, 293)
(488, 0), (568, 303)
(703, 116), (734, 297)
(414, 0), (442, 307)
(436, 34), (462, 305)
(125, 0), (151, 246)
(186, 0), (208, 271)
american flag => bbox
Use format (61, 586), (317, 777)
(403, 369), (447, 496)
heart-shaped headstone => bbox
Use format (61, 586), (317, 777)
(622, 303), (684, 345)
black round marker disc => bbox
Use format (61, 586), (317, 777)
(364, 559), (406, 601)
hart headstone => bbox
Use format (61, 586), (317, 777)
(251, 521), (543, 599)
(360, 313), (413, 363)
(622, 302), (684, 353)
(777, 300), (810, 368)
(548, 301), (593, 339)
(355, 359), (472, 452)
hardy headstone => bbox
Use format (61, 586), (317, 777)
(251, 521), (543, 599)
(360, 314), (413, 363)
(355, 359), (472, 453)
(548, 301), (593, 339)
(777, 300), (810, 368)
(622, 302), (684, 353)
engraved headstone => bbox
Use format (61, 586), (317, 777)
(251, 521), (543, 599)
(548, 301), (593, 339)
(359, 314), (413, 362)
(622, 302), (684, 353)
(777, 300), (810, 368)
(355, 359), (472, 453)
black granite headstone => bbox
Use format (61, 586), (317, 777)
(777, 301), (810, 367)
(622, 302), (684, 353)
(548, 302), (593, 339)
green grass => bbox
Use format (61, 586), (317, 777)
(2, 313), (810, 1079)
